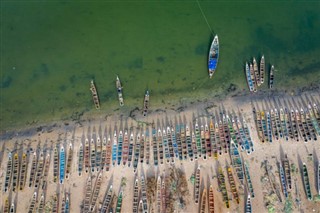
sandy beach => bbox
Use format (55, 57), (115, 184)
(1, 91), (320, 213)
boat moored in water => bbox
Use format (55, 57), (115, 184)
(143, 90), (149, 116)
(90, 80), (100, 109)
(116, 75), (124, 106)
(208, 35), (219, 78)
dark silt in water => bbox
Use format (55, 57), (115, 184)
(1, 1), (320, 130)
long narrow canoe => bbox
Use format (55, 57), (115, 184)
(34, 151), (44, 188)
(142, 90), (149, 116)
(227, 167), (240, 204)
(9, 203), (14, 213)
(260, 55), (265, 84)
(180, 124), (188, 160)
(152, 127), (159, 166)
(194, 166), (201, 204)
(279, 162), (288, 198)
(205, 123), (212, 158)
(38, 194), (45, 213)
(116, 75), (124, 106)
(90, 172), (103, 211)
(141, 176), (148, 213)
(208, 185), (215, 213)
(145, 129), (151, 165)
(302, 163), (312, 200)
(140, 133), (145, 164)
(112, 131), (118, 166)
(65, 193), (70, 213)
(96, 136), (102, 171)
(52, 194), (58, 213)
(167, 127), (175, 163)
(28, 192), (37, 213)
(244, 162), (255, 198)
(12, 153), (19, 192)
(101, 136), (107, 170)
(200, 125), (207, 159)
(230, 140), (244, 184)
(171, 127), (179, 159)
(218, 166), (229, 208)
(245, 194), (252, 213)
(253, 57), (260, 86)
(200, 188), (207, 213)
(65, 143), (73, 179)
(90, 138), (96, 172)
(84, 138), (90, 173)
(176, 124), (183, 160)
(59, 145), (65, 184)
(90, 80), (100, 109)
(101, 185), (113, 213)
(19, 152), (27, 190)
(191, 132), (198, 161)
(29, 152), (37, 187)
(41, 152), (51, 190)
(186, 124), (193, 160)
(249, 63), (257, 92)
(208, 35), (219, 78)
(78, 143), (84, 176)
(282, 154), (292, 190)
(245, 62), (254, 92)
(106, 136), (112, 171)
(269, 65), (274, 89)
(122, 130), (129, 166)
(162, 129), (170, 163)
(116, 190), (123, 213)
(128, 133), (135, 167)
(195, 120), (202, 158)
(3, 198), (9, 213)
(83, 176), (92, 212)
(210, 119), (217, 159)
(133, 179), (139, 213)
(158, 129), (164, 165)
(161, 176), (166, 213)
(156, 176), (161, 213)
(290, 109), (299, 141)
(133, 133), (141, 173)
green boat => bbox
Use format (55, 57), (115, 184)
(302, 163), (312, 200)
(116, 190), (123, 213)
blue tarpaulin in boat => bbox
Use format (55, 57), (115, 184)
(208, 59), (217, 70)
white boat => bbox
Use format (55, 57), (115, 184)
(208, 35), (219, 78)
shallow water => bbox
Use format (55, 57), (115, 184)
(1, 1), (320, 130)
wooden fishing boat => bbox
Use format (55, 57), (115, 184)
(208, 185), (214, 213)
(3, 198), (9, 213)
(138, 199), (143, 213)
(52, 194), (58, 213)
(162, 129), (170, 164)
(191, 132), (198, 161)
(112, 131), (118, 167)
(140, 133), (145, 164)
(161, 176), (166, 213)
(253, 57), (260, 86)
(296, 109), (308, 142)
(66, 143), (73, 179)
(218, 120), (227, 154)
(186, 124), (193, 160)
(59, 145), (65, 184)
(133, 178), (139, 213)
(158, 129), (164, 165)
(142, 90), (149, 116)
(9, 203), (14, 213)
(291, 109), (299, 141)
(41, 152), (50, 190)
(90, 172), (103, 211)
(200, 188), (207, 213)
(167, 127), (175, 163)
(301, 108), (311, 141)
(194, 166), (201, 204)
(318, 161), (320, 195)
(83, 176), (92, 212)
(205, 123), (212, 158)
(78, 143), (84, 176)
(280, 108), (289, 141)
(270, 109), (279, 141)
(227, 115), (239, 147)
(208, 35), (219, 78)
(227, 167), (240, 204)
(116, 75), (124, 106)
(101, 136), (107, 170)
(176, 124), (183, 160)
(305, 107), (317, 141)
(313, 103), (320, 127)
(152, 126), (159, 166)
(195, 120), (202, 158)
(19, 152), (27, 190)
(230, 140), (244, 183)
(269, 65), (274, 89)
(65, 193), (70, 213)
(28, 192), (37, 213)
(245, 62), (254, 92)
(266, 111), (273, 143)
(236, 117), (249, 151)
(180, 124), (188, 160)
(90, 138), (97, 172)
(274, 109), (283, 139)
(218, 166), (229, 208)
(260, 111), (268, 142)
(244, 162), (255, 198)
(61, 193), (66, 213)
(106, 136), (112, 171)
(145, 129), (151, 165)
(38, 194), (45, 213)
(279, 162), (288, 198)
(141, 176), (148, 213)
(128, 133), (135, 167)
(210, 119), (217, 159)
(122, 130), (129, 166)
(171, 127), (179, 159)
(90, 80), (100, 109)
(29, 152), (37, 187)
(12, 153), (19, 192)
(282, 154), (292, 190)
(308, 103), (320, 136)
(245, 194), (252, 213)
(117, 130), (123, 165)
(116, 190), (123, 213)
(302, 163), (312, 200)
(242, 118), (254, 153)
(249, 63), (257, 92)
(96, 136), (102, 171)
(285, 108), (294, 140)
(101, 185), (113, 213)
(156, 176), (161, 213)
(133, 133), (141, 172)
(260, 55), (265, 84)
(34, 151), (44, 188)
(84, 138), (90, 173)
(200, 125), (207, 159)
(215, 122), (222, 155)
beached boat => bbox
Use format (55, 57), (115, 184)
(116, 75), (124, 106)
(106, 136), (112, 171)
(215, 122), (222, 155)
(9, 203), (14, 213)
(200, 125), (207, 159)
(161, 176), (166, 213)
(227, 167), (240, 204)
(318, 161), (320, 195)
(191, 132), (198, 161)
(270, 109), (279, 141)
(3, 198), (9, 213)
(260, 111), (268, 142)
(133, 133), (141, 172)
(249, 63), (257, 92)
(101, 136), (107, 170)
(260, 55), (265, 84)
(38, 194), (45, 213)
(65, 193), (70, 213)
(116, 190), (123, 213)
(158, 129), (164, 165)
(274, 109), (283, 139)
(112, 131), (118, 166)
(269, 65), (274, 89)
(296, 109), (308, 142)
(90, 138), (97, 172)
(302, 163), (312, 200)
(133, 178), (139, 213)
(167, 127), (175, 163)
(140, 133), (145, 164)
(117, 131), (123, 165)
(128, 133), (135, 167)
(90, 172), (103, 212)
(141, 176), (148, 213)
(156, 176), (161, 213)
(301, 108), (311, 141)
(180, 124), (188, 160)
(279, 162), (288, 198)
(218, 120), (227, 154)
(12, 153), (19, 192)
(186, 125), (193, 160)
(34, 151), (44, 188)
(83, 176), (92, 212)
(61, 193), (66, 213)
(208, 35), (219, 78)
(52, 194), (58, 213)
(176, 124), (183, 160)
(142, 90), (149, 116)
(84, 138), (90, 173)
(282, 154), (292, 190)
(195, 120), (202, 158)
(290, 109), (299, 141)
(230, 140), (244, 183)
(210, 120), (217, 159)
(205, 123), (212, 158)
(253, 57), (260, 86)
(305, 107), (317, 141)
(208, 185), (214, 213)
(19, 152), (27, 190)
(65, 143), (73, 179)
(163, 129), (170, 164)
(266, 111), (273, 143)
(171, 127), (179, 159)
(90, 80), (100, 109)
(78, 143), (83, 176)
(280, 108), (289, 141)
(194, 166), (201, 204)
(29, 152), (37, 187)
(101, 185), (113, 213)
(28, 192), (37, 213)
(242, 118), (254, 153)
(200, 188), (207, 213)
(122, 130), (129, 166)
(218, 166), (229, 208)
(308, 103), (320, 136)
(152, 126), (159, 166)
(145, 129), (151, 165)
(244, 162), (255, 198)
(245, 63), (254, 92)
(245, 194), (252, 213)
(96, 136), (102, 171)
(59, 145), (65, 184)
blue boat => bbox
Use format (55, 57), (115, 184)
(267, 112), (273, 143)
(279, 163), (288, 198)
(117, 131), (123, 165)
(171, 127), (179, 159)
(59, 145), (65, 184)
(245, 63), (254, 92)
(112, 131), (118, 166)
(208, 35), (219, 78)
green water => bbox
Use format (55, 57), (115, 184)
(1, 1), (320, 131)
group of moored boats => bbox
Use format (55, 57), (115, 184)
(252, 99), (320, 143)
(245, 55), (275, 92)
(90, 77), (150, 116)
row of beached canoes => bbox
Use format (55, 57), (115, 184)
(252, 100), (320, 143)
